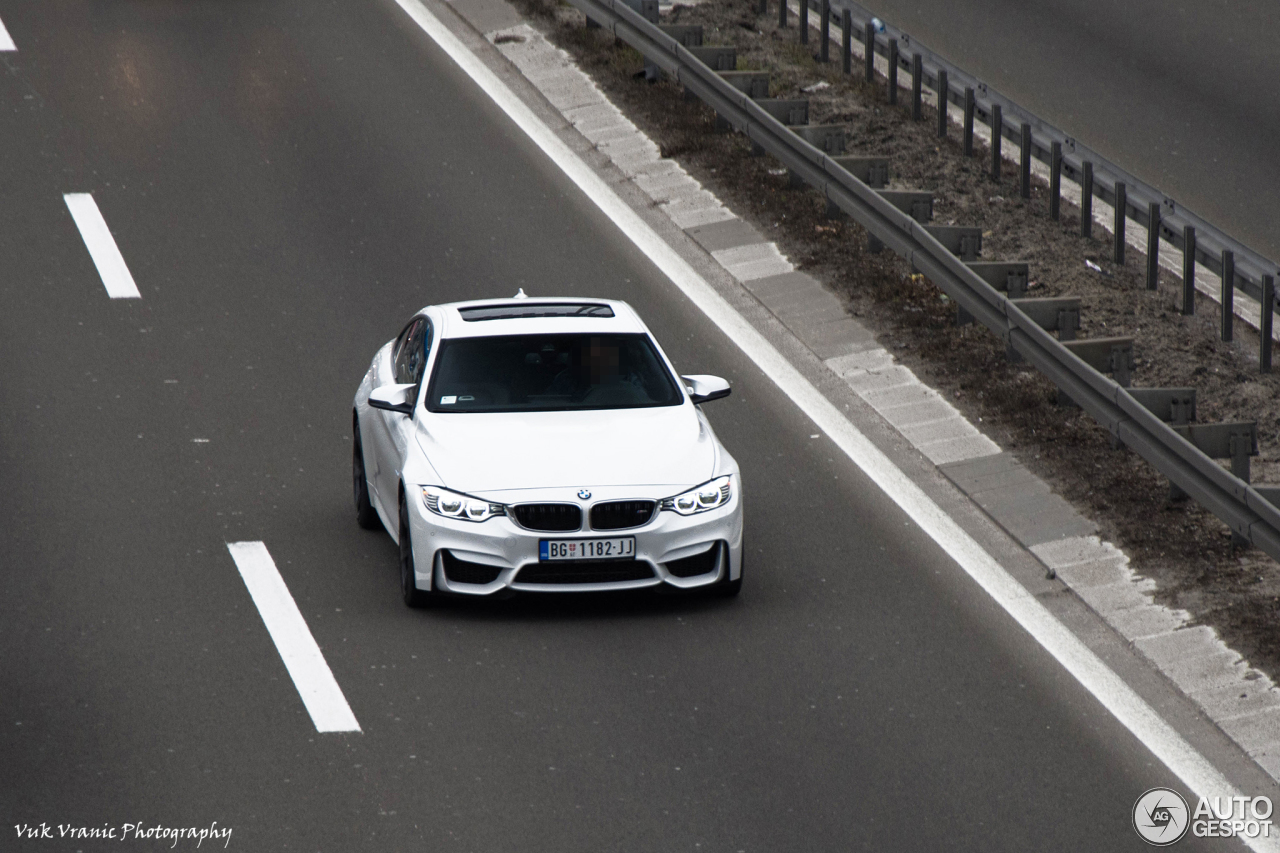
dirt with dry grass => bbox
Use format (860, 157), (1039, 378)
(505, 0), (1280, 675)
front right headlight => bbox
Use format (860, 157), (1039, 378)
(660, 475), (732, 516)
(421, 486), (506, 522)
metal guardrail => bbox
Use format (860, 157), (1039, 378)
(822, 0), (1280, 316)
(567, 0), (1280, 561)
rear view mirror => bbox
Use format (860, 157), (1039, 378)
(681, 374), (731, 404)
(368, 383), (416, 415)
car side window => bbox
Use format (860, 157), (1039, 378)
(412, 319), (434, 386)
(393, 319), (424, 385)
(391, 320), (416, 376)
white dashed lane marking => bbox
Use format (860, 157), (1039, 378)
(226, 542), (361, 733)
(0, 15), (15, 51)
(63, 193), (141, 299)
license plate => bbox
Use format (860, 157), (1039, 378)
(540, 537), (635, 561)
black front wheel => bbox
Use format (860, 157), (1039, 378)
(399, 493), (433, 608)
(353, 420), (381, 531)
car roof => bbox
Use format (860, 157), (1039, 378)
(428, 297), (649, 338)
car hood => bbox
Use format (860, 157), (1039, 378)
(416, 405), (715, 493)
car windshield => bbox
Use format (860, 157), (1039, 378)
(426, 333), (682, 413)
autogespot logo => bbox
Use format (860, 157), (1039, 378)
(1132, 789), (1275, 844)
(1133, 788), (1190, 846)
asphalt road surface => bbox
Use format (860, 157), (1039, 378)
(0, 0), (1258, 850)
(864, 0), (1280, 263)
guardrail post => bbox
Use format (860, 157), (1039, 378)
(1114, 182), (1126, 265)
(963, 88), (975, 155)
(662, 23), (704, 46)
(1008, 268), (1028, 298)
(799, 0), (808, 44)
(1170, 395), (1194, 425)
(927, 225), (982, 260)
(1049, 141), (1061, 220)
(1261, 274), (1274, 373)
(1062, 337), (1135, 393)
(820, 0), (830, 60)
(841, 10), (852, 73)
(989, 104), (1002, 180)
(1131, 388), (1196, 426)
(824, 0), (834, 59)
(1011, 297), (1081, 341)
(834, 155), (889, 187)
(758, 0), (767, 15)
(936, 70), (948, 138)
(631, 0), (658, 23)
(1221, 249), (1235, 342)
(1231, 425), (1254, 545)
(864, 22), (875, 83)
(1112, 344), (1133, 387)
(1081, 161), (1093, 238)
(912, 53), (923, 120)
(631, 0), (660, 79)
(779, 0), (787, 28)
(1170, 422), (1256, 505)
(1058, 307), (1080, 340)
(967, 261), (1028, 298)
(1146, 202), (1160, 290)
(1020, 123), (1032, 199)
(887, 39), (898, 104)
(878, 189), (933, 221)
(1230, 428), (1253, 483)
(1182, 225), (1196, 314)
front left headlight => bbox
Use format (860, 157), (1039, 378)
(660, 475), (732, 516)
(421, 486), (506, 522)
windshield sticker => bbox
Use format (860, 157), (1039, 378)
(440, 395), (457, 405)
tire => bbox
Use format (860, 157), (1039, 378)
(399, 491), (433, 608)
(353, 418), (381, 531)
(708, 542), (742, 598)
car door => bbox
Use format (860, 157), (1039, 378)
(370, 317), (431, 510)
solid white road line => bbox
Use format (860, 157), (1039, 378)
(63, 193), (141, 299)
(226, 542), (361, 733)
(391, 0), (1277, 843)
(0, 15), (14, 51)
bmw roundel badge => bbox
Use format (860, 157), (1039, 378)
(578, 489), (592, 500)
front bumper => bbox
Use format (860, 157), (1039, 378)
(406, 488), (743, 595)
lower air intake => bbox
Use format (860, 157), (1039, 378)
(665, 543), (721, 578)
(517, 560), (654, 585)
(441, 550), (502, 585)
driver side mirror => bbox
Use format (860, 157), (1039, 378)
(368, 383), (417, 415)
(681, 374), (731, 404)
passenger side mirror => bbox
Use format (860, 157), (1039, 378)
(681, 374), (731, 404)
(368, 383), (417, 415)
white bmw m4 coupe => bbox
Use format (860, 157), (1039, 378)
(352, 295), (743, 606)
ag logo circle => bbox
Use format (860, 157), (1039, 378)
(1133, 787), (1190, 846)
